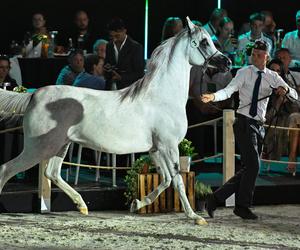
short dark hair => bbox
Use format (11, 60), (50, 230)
(68, 49), (84, 64)
(274, 48), (291, 57)
(84, 54), (101, 73)
(0, 54), (10, 63)
(107, 17), (126, 31)
(210, 8), (228, 22)
(249, 12), (265, 24)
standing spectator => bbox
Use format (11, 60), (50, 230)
(104, 17), (144, 90)
(23, 12), (50, 58)
(93, 39), (108, 59)
(202, 40), (297, 220)
(282, 10), (300, 67)
(73, 54), (106, 90)
(203, 8), (228, 37)
(56, 49), (84, 85)
(238, 12), (273, 64)
(59, 10), (97, 53)
(161, 17), (183, 41)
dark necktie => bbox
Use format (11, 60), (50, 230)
(249, 71), (263, 117)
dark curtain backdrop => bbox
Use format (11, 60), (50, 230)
(1, 0), (300, 57)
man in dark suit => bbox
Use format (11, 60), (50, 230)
(104, 18), (144, 90)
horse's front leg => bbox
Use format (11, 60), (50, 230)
(166, 146), (207, 225)
(130, 149), (171, 212)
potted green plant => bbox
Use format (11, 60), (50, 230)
(124, 155), (155, 206)
(195, 180), (213, 212)
(178, 138), (197, 172)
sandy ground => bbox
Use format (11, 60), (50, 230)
(0, 205), (299, 250)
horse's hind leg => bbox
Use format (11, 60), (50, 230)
(44, 143), (88, 215)
(130, 149), (172, 212)
(0, 150), (44, 193)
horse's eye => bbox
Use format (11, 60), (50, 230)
(200, 38), (209, 47)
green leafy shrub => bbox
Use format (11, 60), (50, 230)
(124, 155), (155, 205)
(178, 138), (197, 157)
(195, 180), (212, 200)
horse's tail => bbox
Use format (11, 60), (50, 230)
(0, 88), (33, 123)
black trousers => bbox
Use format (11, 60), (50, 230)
(214, 114), (265, 207)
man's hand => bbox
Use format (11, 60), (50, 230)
(275, 86), (288, 96)
(201, 93), (215, 103)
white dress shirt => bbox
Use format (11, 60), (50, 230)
(213, 65), (298, 122)
(113, 35), (127, 63)
(282, 30), (300, 62)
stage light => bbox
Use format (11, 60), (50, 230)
(144, 0), (149, 60)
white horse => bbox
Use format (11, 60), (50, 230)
(0, 18), (230, 224)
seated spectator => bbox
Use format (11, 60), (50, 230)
(211, 17), (237, 57)
(23, 12), (50, 58)
(264, 59), (290, 160)
(104, 17), (144, 90)
(275, 48), (300, 90)
(281, 10), (300, 67)
(161, 17), (183, 41)
(203, 8), (228, 37)
(274, 48), (300, 172)
(56, 49), (84, 85)
(93, 39), (108, 59)
(189, 65), (233, 115)
(238, 12), (273, 64)
(0, 55), (18, 90)
(73, 54), (106, 90)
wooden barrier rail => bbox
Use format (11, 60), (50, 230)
(138, 172), (195, 213)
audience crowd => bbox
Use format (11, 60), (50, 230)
(2, 8), (300, 173)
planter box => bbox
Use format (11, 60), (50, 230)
(179, 156), (191, 172)
(138, 172), (195, 214)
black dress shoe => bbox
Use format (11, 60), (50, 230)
(206, 194), (217, 218)
(233, 206), (258, 220)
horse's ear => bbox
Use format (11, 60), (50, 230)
(186, 16), (195, 32)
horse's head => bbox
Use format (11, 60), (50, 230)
(186, 17), (231, 72)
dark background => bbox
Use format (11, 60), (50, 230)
(1, 0), (300, 57)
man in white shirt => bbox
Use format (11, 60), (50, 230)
(238, 12), (273, 64)
(282, 10), (300, 67)
(201, 40), (298, 220)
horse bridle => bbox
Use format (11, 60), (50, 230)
(193, 38), (218, 96)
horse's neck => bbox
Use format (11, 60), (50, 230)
(151, 42), (191, 109)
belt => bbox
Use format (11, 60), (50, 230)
(236, 113), (264, 126)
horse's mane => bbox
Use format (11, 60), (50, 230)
(120, 29), (189, 102)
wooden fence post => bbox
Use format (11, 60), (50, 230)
(223, 110), (235, 207)
(38, 160), (51, 213)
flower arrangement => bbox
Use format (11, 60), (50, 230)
(13, 86), (27, 93)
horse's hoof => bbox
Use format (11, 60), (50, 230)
(79, 207), (89, 215)
(130, 199), (138, 213)
(195, 218), (208, 225)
